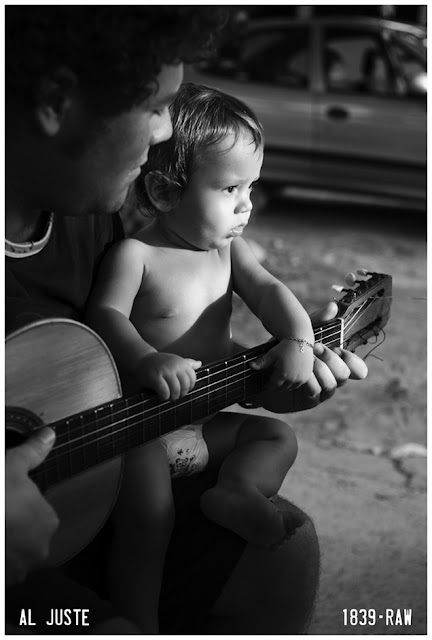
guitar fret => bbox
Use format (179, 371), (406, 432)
(70, 415), (85, 476)
(243, 354), (246, 402)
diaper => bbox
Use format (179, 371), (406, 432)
(160, 424), (209, 479)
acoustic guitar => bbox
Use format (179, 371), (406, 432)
(5, 271), (392, 565)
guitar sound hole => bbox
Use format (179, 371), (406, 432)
(5, 406), (44, 450)
(6, 428), (27, 449)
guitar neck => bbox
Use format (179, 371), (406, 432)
(31, 318), (343, 490)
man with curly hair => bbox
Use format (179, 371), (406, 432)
(5, 5), (367, 634)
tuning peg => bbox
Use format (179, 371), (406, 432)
(332, 284), (345, 293)
(356, 269), (370, 276)
(345, 272), (357, 287)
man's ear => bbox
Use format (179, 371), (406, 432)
(35, 68), (78, 136)
(144, 171), (182, 213)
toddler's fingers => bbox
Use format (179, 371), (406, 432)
(177, 370), (194, 398)
(250, 350), (276, 371)
(185, 367), (197, 392)
(268, 368), (294, 390)
(277, 378), (304, 392)
(185, 359), (202, 370)
(159, 372), (181, 401)
(154, 377), (171, 402)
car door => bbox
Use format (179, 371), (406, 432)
(186, 23), (315, 187)
(313, 22), (426, 205)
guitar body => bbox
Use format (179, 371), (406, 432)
(6, 319), (124, 565)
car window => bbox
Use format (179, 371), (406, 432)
(323, 27), (397, 96)
(387, 37), (427, 96)
(241, 27), (310, 88)
(201, 26), (310, 89)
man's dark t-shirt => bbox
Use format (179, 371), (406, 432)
(6, 213), (124, 334)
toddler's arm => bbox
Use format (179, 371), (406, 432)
(86, 240), (201, 400)
(231, 238), (314, 390)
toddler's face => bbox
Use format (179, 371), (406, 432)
(167, 130), (263, 251)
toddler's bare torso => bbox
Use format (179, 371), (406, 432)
(130, 224), (234, 364)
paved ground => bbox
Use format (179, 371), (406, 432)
(230, 404), (426, 635)
(229, 202), (427, 635)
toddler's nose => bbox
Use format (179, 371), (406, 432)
(236, 193), (253, 215)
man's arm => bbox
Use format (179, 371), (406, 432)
(246, 301), (368, 413)
(6, 428), (59, 586)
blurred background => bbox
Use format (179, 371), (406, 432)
(184, 4), (426, 214)
(121, 5), (427, 634)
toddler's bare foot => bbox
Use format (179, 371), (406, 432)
(200, 484), (304, 547)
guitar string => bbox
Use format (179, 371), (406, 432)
(49, 321), (347, 444)
(363, 328), (387, 361)
(42, 302), (374, 459)
(41, 308), (371, 455)
(34, 369), (264, 479)
(42, 367), (279, 454)
(35, 303), (378, 479)
(36, 336), (380, 479)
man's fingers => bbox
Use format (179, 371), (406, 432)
(312, 358), (338, 401)
(333, 348), (368, 380)
(8, 428), (56, 473)
(309, 301), (339, 324)
(313, 343), (351, 384)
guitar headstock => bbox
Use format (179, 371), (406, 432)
(335, 272), (392, 351)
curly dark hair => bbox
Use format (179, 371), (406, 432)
(136, 82), (264, 217)
(6, 6), (228, 116)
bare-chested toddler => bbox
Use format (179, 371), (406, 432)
(87, 83), (315, 630)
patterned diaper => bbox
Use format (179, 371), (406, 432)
(160, 424), (209, 479)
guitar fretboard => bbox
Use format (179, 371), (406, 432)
(32, 320), (344, 490)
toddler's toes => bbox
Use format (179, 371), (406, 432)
(269, 508), (307, 550)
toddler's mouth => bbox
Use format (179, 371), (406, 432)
(229, 224), (246, 237)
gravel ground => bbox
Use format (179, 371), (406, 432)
(231, 199), (427, 635)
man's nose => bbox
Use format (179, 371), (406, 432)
(152, 110), (173, 146)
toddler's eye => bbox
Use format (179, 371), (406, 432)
(225, 186), (236, 194)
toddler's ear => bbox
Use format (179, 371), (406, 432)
(144, 171), (182, 212)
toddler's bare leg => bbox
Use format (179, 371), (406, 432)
(201, 412), (301, 546)
(108, 440), (173, 633)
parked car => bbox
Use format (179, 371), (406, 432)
(185, 16), (426, 211)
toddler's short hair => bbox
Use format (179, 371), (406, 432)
(136, 82), (264, 216)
